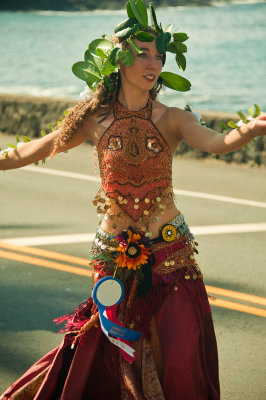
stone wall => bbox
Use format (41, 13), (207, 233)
(0, 93), (265, 166)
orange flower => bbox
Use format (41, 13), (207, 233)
(115, 230), (151, 270)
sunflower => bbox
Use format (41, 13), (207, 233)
(115, 230), (151, 270)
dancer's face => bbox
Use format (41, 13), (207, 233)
(119, 38), (163, 92)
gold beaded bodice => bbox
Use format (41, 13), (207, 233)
(94, 97), (174, 237)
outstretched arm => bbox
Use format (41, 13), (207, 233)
(0, 118), (91, 171)
(170, 108), (266, 155)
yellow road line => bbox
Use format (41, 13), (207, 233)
(205, 285), (266, 306)
(0, 241), (89, 266)
(0, 250), (92, 277)
(1, 245), (266, 318)
(209, 298), (266, 318)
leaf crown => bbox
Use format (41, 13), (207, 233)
(72, 0), (191, 93)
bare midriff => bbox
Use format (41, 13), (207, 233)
(100, 203), (180, 239)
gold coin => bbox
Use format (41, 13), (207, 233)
(134, 204), (139, 209)
(185, 275), (190, 280)
(144, 198), (150, 203)
(170, 260), (175, 266)
(134, 198), (140, 203)
(144, 210), (149, 215)
(173, 285), (178, 291)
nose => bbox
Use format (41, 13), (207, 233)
(147, 56), (159, 70)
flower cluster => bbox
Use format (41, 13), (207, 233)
(115, 228), (151, 270)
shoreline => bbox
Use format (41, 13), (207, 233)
(1, 1), (264, 12)
(0, 93), (265, 167)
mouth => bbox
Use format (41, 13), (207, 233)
(143, 75), (156, 83)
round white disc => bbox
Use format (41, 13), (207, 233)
(96, 279), (122, 307)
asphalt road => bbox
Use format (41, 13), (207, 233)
(0, 134), (266, 399)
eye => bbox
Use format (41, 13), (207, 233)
(137, 53), (147, 58)
(156, 54), (163, 61)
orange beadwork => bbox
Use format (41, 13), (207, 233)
(96, 97), (173, 223)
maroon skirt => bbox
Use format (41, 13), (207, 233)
(1, 236), (220, 400)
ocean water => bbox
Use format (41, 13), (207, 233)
(0, 1), (265, 112)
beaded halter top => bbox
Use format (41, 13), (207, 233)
(94, 97), (174, 236)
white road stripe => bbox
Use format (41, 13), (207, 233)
(192, 222), (266, 235)
(2, 223), (266, 246)
(173, 189), (266, 209)
(1, 233), (96, 246)
(22, 166), (266, 209)
(22, 165), (100, 182)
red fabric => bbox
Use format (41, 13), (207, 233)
(1, 278), (219, 399)
(156, 278), (220, 400)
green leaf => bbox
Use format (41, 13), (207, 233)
(175, 53), (186, 71)
(149, 3), (161, 32)
(114, 17), (138, 34)
(118, 49), (134, 66)
(84, 50), (102, 69)
(15, 134), (20, 143)
(23, 136), (31, 143)
(227, 120), (238, 129)
(156, 32), (171, 54)
(168, 42), (187, 54)
(160, 71), (191, 92)
(63, 110), (69, 116)
(248, 105), (256, 118)
(101, 58), (118, 75)
(41, 130), (46, 136)
(237, 111), (247, 123)
(88, 38), (113, 57)
(173, 32), (189, 42)
(7, 144), (17, 149)
(72, 61), (102, 84)
(109, 47), (120, 66)
(219, 122), (229, 132)
(136, 0), (148, 25)
(129, 0), (148, 26)
(126, 0), (134, 18)
(184, 104), (192, 112)
(135, 31), (154, 42)
(95, 48), (106, 59)
(57, 120), (62, 126)
(48, 123), (54, 131)
(255, 104), (261, 116)
(34, 161), (39, 166)
(127, 37), (142, 53)
(115, 24), (140, 39)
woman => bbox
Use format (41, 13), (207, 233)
(1, 2), (266, 399)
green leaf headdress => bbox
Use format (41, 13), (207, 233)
(72, 0), (191, 94)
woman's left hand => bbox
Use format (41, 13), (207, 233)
(248, 113), (266, 137)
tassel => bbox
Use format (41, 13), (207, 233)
(70, 312), (99, 349)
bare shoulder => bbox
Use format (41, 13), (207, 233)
(167, 106), (198, 127)
(153, 101), (197, 137)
